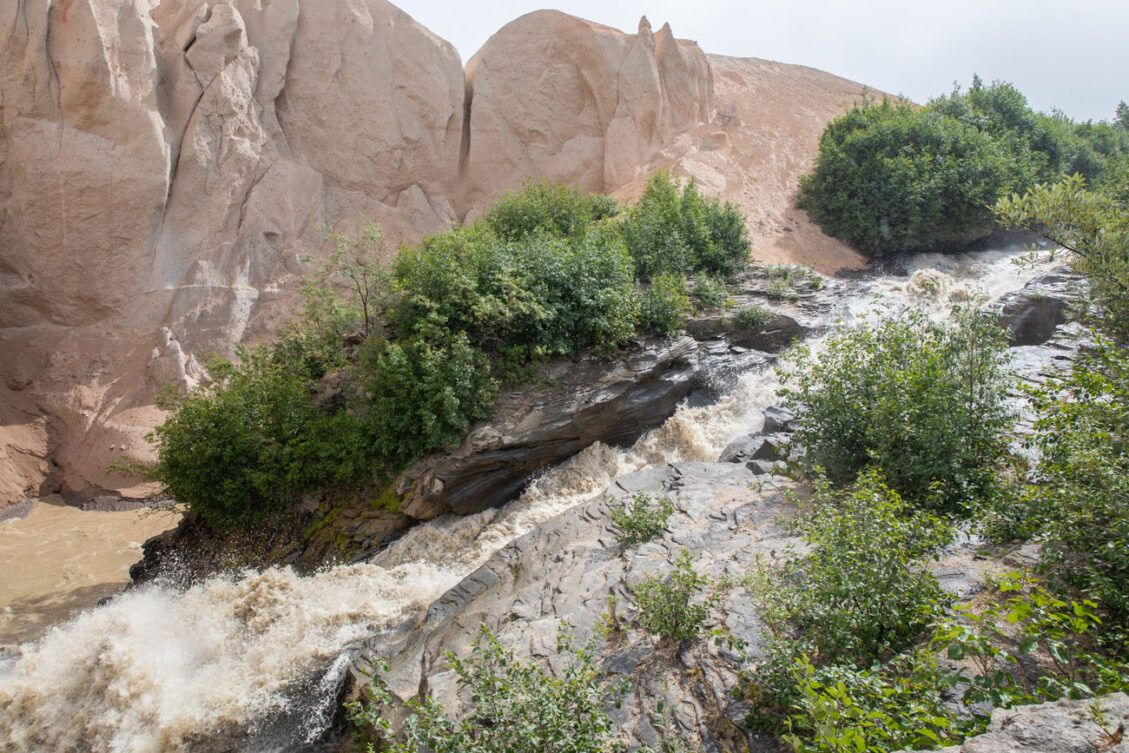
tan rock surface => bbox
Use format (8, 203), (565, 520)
(461, 11), (713, 213)
(0, 2), (876, 507)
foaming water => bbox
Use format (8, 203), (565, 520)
(0, 249), (1053, 752)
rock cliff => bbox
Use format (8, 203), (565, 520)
(0, 0), (874, 507)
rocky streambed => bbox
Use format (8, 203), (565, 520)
(0, 248), (1092, 753)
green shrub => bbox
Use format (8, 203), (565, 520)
(486, 181), (619, 241)
(358, 333), (498, 468)
(348, 626), (627, 753)
(1008, 341), (1129, 638)
(640, 272), (690, 336)
(692, 273), (730, 311)
(621, 172), (749, 279)
(392, 224), (637, 362)
(632, 549), (715, 642)
(996, 174), (1129, 338)
(933, 574), (1129, 706)
(610, 492), (675, 546)
(749, 472), (951, 666)
(152, 347), (364, 528)
(800, 80), (1129, 257)
(799, 99), (1020, 256)
(776, 653), (970, 753)
(779, 307), (1014, 513)
(734, 305), (774, 331)
(622, 172), (694, 279)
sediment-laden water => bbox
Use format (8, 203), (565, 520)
(0, 250), (1052, 752)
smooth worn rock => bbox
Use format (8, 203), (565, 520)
(996, 271), (1083, 346)
(395, 337), (699, 518)
(761, 406), (796, 434)
(357, 462), (800, 752)
(895, 693), (1129, 753)
(461, 12), (713, 211)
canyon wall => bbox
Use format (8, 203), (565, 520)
(0, 0), (868, 505)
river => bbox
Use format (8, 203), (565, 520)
(0, 249), (1053, 752)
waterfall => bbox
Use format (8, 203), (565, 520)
(0, 249), (1050, 753)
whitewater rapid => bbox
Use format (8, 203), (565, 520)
(0, 250), (1051, 752)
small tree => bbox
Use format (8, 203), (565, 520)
(315, 222), (393, 338)
(779, 306), (1014, 513)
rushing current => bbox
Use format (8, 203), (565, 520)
(0, 249), (1054, 752)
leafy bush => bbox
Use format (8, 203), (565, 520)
(486, 181), (620, 241)
(358, 333), (498, 468)
(799, 80), (1129, 258)
(776, 653), (970, 753)
(692, 274), (730, 311)
(749, 472), (951, 667)
(609, 492), (675, 547)
(392, 225), (637, 362)
(152, 348), (364, 527)
(933, 574), (1129, 706)
(1009, 342), (1129, 637)
(632, 549), (715, 642)
(621, 172), (749, 279)
(734, 305), (774, 331)
(348, 625), (627, 753)
(640, 272), (691, 336)
(798, 98), (1020, 256)
(779, 307), (1014, 513)
(996, 174), (1129, 338)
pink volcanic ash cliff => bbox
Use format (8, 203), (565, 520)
(0, 0), (872, 506)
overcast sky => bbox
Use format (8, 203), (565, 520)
(396, 0), (1126, 122)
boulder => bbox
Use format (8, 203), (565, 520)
(895, 693), (1129, 753)
(996, 271), (1082, 347)
(761, 405), (796, 434)
(395, 337), (699, 518)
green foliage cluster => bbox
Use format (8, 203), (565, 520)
(486, 181), (620, 241)
(609, 492), (675, 547)
(752, 474), (952, 664)
(799, 79), (1129, 256)
(982, 340), (1129, 639)
(691, 273), (730, 311)
(996, 174), (1129, 338)
(151, 178), (752, 527)
(621, 172), (750, 280)
(733, 305), (774, 332)
(744, 473), (1129, 752)
(989, 176), (1129, 641)
(348, 626), (628, 753)
(631, 550), (715, 642)
(639, 272), (691, 336)
(779, 307), (1014, 513)
(152, 347), (362, 526)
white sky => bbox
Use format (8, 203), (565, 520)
(395, 0), (1127, 122)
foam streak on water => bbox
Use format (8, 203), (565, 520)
(0, 250), (1050, 752)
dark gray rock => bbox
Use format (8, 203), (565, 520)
(761, 406), (796, 434)
(746, 460), (777, 476)
(996, 270), (1084, 347)
(395, 337), (699, 519)
(751, 434), (789, 461)
(719, 434), (760, 463)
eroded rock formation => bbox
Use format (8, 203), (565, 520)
(0, 0), (874, 506)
